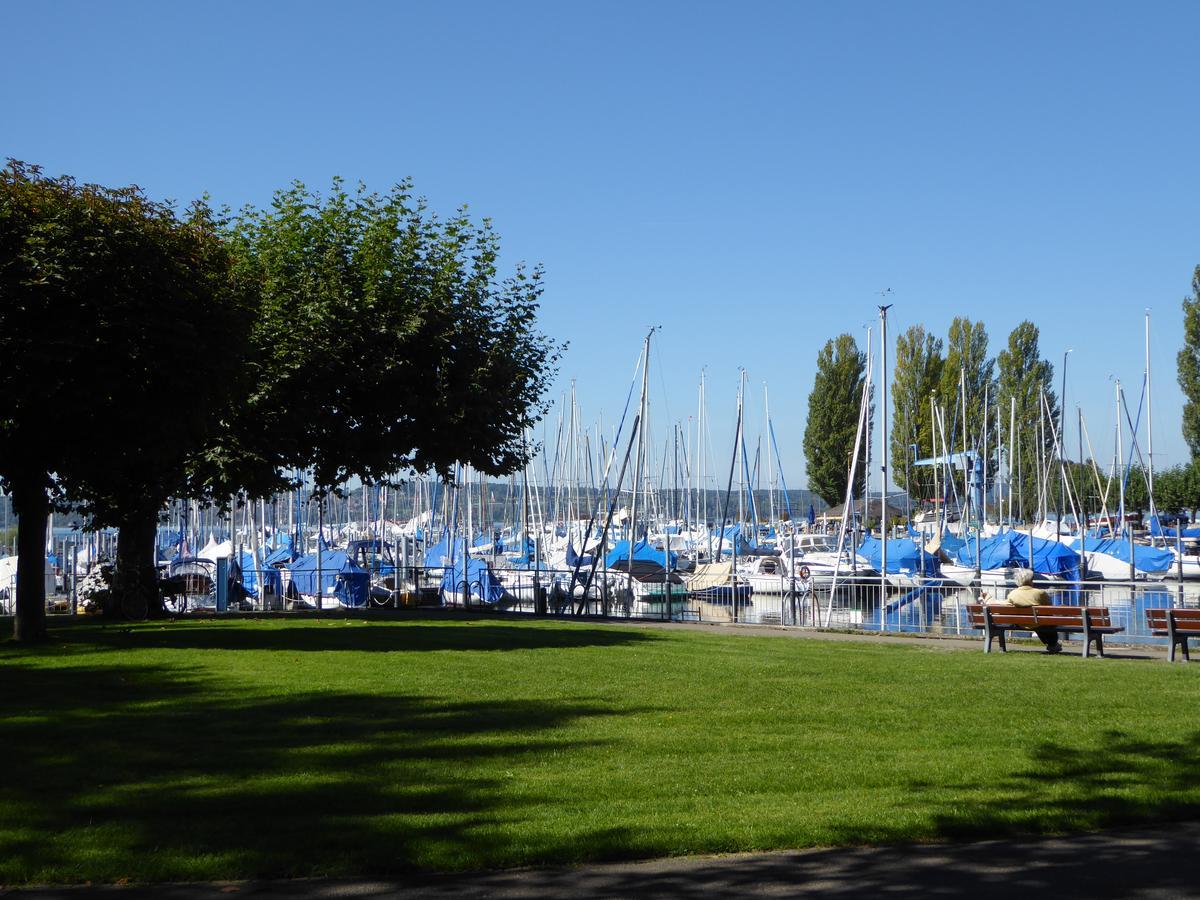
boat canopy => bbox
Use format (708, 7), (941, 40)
(423, 530), (452, 567)
(439, 556), (506, 605)
(686, 561), (733, 591)
(286, 549), (370, 607)
(605, 538), (677, 570)
(1068, 536), (1175, 574)
(1149, 515), (1200, 540)
(264, 537), (298, 568)
(956, 531), (1080, 578)
(857, 537), (941, 575)
(565, 541), (594, 570)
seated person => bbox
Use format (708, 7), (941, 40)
(990, 567), (1061, 654)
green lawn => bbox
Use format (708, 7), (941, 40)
(3, 616), (1200, 885)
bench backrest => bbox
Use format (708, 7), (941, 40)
(1145, 607), (1200, 631)
(966, 604), (1111, 628)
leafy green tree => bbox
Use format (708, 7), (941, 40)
(996, 321), (1058, 521)
(890, 325), (943, 493)
(0, 162), (252, 638)
(218, 178), (562, 498)
(1177, 265), (1200, 460)
(1123, 464), (1150, 515)
(804, 334), (868, 506)
(1152, 464), (1196, 514)
(939, 317), (994, 448)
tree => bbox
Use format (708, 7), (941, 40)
(1152, 464), (1200, 514)
(996, 321), (1058, 521)
(804, 334), (867, 506)
(0, 162), (252, 638)
(890, 325), (943, 494)
(939, 317), (994, 449)
(1177, 265), (1200, 460)
(218, 178), (562, 499)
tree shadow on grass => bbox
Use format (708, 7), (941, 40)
(27, 618), (662, 654)
(0, 657), (647, 885)
(741, 729), (1200, 898)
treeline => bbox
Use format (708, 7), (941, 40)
(0, 162), (560, 641)
(802, 265), (1200, 520)
(802, 317), (1060, 510)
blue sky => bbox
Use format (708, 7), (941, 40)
(5, 1), (1199, 489)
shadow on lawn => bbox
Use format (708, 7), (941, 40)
(49, 619), (661, 654)
(0, 657), (641, 884)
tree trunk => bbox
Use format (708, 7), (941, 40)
(10, 477), (49, 643)
(112, 513), (162, 619)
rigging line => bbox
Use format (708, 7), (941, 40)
(767, 418), (793, 518)
(1119, 374), (1148, 503)
(651, 337), (675, 428)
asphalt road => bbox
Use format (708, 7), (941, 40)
(10, 822), (1200, 898)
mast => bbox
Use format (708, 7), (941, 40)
(960, 365), (969, 524)
(1146, 310), (1156, 505)
(862, 326), (871, 539)
(1115, 379), (1125, 532)
(879, 302), (892, 602)
(982, 381), (989, 527)
(628, 328), (654, 568)
(1009, 396), (1017, 524)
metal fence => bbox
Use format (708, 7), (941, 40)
(9, 560), (1200, 648)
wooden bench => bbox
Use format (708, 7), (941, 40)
(966, 604), (1123, 658)
(1145, 607), (1200, 662)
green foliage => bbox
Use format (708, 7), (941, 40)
(218, 179), (562, 494)
(890, 325), (943, 492)
(939, 317), (994, 447)
(997, 321), (1058, 519)
(1150, 463), (1200, 513)
(1177, 265), (1200, 460)
(1123, 464), (1150, 514)
(0, 161), (253, 520)
(0, 161), (255, 628)
(6, 617), (1200, 885)
(804, 334), (867, 506)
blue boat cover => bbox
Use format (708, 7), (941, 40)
(857, 537), (941, 575)
(1149, 515), (1200, 539)
(439, 556), (507, 605)
(1069, 536), (1175, 574)
(956, 531), (1080, 577)
(423, 530), (453, 567)
(605, 538), (677, 569)
(501, 534), (534, 556)
(711, 525), (757, 556)
(264, 537), (298, 568)
(286, 549), (370, 607)
(565, 541), (594, 569)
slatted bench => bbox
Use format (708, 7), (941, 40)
(966, 604), (1123, 658)
(1145, 607), (1200, 662)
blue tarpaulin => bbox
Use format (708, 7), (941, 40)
(264, 537), (298, 568)
(423, 530), (452, 567)
(1069, 536), (1175, 574)
(857, 537), (941, 576)
(286, 549), (370, 607)
(605, 538), (677, 570)
(1149, 516), (1200, 540)
(439, 557), (507, 605)
(956, 531), (1080, 578)
(565, 541), (594, 569)
(711, 525), (757, 557)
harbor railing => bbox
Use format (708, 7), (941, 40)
(13, 561), (1200, 648)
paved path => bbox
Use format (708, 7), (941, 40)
(10, 822), (1200, 898)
